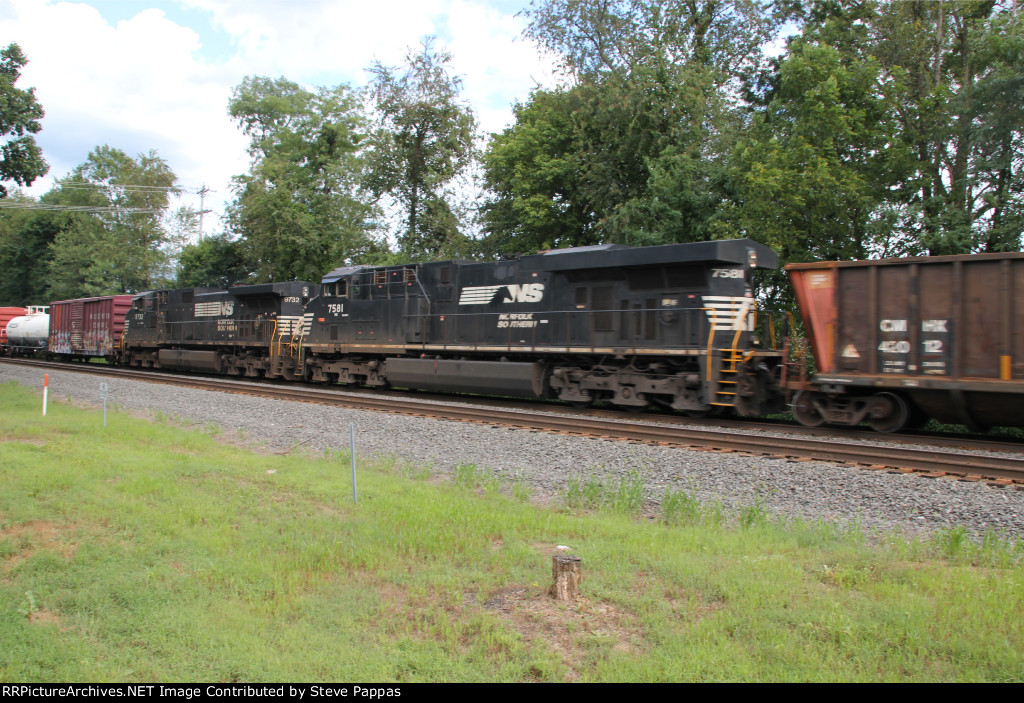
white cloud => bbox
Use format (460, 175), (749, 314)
(445, 0), (561, 134)
(1, 0), (249, 223)
(181, 0), (450, 78)
(1, 0), (558, 232)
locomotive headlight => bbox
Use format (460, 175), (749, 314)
(747, 249), (758, 269)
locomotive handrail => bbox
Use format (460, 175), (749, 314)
(150, 307), (788, 361)
(155, 318), (276, 347)
(399, 305), (781, 358)
(704, 307), (722, 380)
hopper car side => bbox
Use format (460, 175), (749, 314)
(787, 252), (1024, 433)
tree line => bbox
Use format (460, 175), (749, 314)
(1, 0), (1021, 306)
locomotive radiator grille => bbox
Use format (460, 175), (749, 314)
(276, 315), (311, 336)
(701, 296), (754, 331)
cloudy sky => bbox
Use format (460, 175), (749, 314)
(1, 0), (561, 232)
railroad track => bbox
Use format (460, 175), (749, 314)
(4, 357), (1024, 484)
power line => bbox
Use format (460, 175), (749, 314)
(0, 201), (164, 214)
(0, 181), (216, 215)
(58, 181), (213, 195)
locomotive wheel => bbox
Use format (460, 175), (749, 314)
(792, 391), (825, 427)
(867, 392), (909, 434)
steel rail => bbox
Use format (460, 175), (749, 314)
(4, 358), (1023, 482)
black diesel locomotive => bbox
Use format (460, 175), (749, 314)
(123, 238), (788, 416)
(126, 281), (316, 379)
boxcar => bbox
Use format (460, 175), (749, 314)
(48, 295), (133, 361)
(787, 252), (1024, 432)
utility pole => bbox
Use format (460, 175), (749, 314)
(197, 184), (213, 241)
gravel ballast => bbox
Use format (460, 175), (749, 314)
(4, 363), (1023, 541)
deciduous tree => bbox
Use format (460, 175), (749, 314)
(175, 234), (248, 288)
(0, 195), (58, 304)
(45, 146), (178, 299)
(227, 76), (383, 281)
(790, 0), (1024, 255)
(0, 43), (47, 197)
(482, 1), (789, 252)
(366, 40), (478, 260)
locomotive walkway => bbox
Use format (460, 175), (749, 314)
(5, 357), (1024, 485)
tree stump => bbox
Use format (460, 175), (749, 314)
(550, 554), (582, 601)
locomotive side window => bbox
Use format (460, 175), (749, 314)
(324, 280), (348, 298)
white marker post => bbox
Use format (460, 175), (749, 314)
(350, 422), (357, 504)
(100, 382), (109, 428)
(42, 373), (48, 417)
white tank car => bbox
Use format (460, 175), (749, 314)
(6, 309), (49, 351)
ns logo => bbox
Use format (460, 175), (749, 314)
(195, 301), (235, 317)
(500, 283), (545, 303)
(459, 283), (546, 306)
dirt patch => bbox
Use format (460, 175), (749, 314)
(28, 609), (64, 628)
(376, 568), (643, 681)
(484, 585), (642, 680)
(1, 520), (79, 578)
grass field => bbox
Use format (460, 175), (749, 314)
(1, 381), (1022, 682)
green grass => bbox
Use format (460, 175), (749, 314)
(1, 381), (1023, 682)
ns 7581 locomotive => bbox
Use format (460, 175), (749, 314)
(123, 238), (788, 417)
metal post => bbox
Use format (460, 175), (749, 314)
(42, 373), (48, 416)
(100, 382), (108, 428)
(350, 422), (357, 504)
